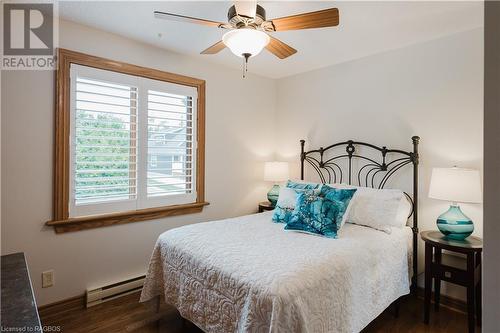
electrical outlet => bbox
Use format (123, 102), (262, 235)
(42, 270), (54, 288)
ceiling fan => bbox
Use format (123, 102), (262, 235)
(154, 2), (339, 76)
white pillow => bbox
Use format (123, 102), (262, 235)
(395, 195), (413, 227)
(333, 184), (408, 233)
(276, 187), (299, 208)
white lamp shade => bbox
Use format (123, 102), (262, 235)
(428, 167), (482, 203)
(222, 29), (270, 58)
(264, 162), (289, 182)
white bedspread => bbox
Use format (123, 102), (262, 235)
(140, 211), (411, 333)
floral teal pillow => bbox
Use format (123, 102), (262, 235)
(285, 187), (357, 238)
(271, 180), (323, 224)
(320, 185), (358, 229)
(286, 180), (321, 190)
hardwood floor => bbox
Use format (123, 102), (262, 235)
(40, 292), (475, 333)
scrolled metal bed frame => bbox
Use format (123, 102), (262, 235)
(300, 136), (420, 293)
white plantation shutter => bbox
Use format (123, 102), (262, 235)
(139, 80), (197, 209)
(74, 78), (137, 204)
(69, 64), (197, 217)
(147, 90), (194, 197)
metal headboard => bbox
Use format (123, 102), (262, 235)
(300, 136), (420, 293)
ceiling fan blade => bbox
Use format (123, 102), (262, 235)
(268, 8), (339, 31)
(154, 11), (230, 28)
(265, 36), (297, 59)
(200, 40), (226, 54)
(234, 1), (257, 18)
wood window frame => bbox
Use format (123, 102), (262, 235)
(46, 48), (208, 233)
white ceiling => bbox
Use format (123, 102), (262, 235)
(59, 1), (484, 79)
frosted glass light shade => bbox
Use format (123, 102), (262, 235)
(222, 29), (270, 57)
(428, 167), (482, 203)
(264, 162), (289, 182)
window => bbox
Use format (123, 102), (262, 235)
(48, 49), (206, 233)
(69, 64), (197, 217)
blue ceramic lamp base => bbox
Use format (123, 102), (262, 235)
(436, 204), (474, 240)
(267, 184), (280, 206)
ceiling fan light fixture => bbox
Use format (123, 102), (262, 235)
(222, 29), (270, 58)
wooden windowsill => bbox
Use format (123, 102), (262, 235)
(46, 202), (209, 233)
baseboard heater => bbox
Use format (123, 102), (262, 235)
(86, 275), (145, 308)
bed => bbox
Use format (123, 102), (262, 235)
(141, 137), (420, 333)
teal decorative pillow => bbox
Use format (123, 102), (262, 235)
(285, 187), (357, 238)
(320, 185), (358, 229)
(271, 181), (322, 224)
(286, 180), (321, 190)
(285, 191), (329, 235)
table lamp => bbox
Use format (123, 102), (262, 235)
(264, 162), (289, 206)
(428, 167), (482, 240)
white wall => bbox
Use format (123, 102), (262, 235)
(1, 20), (276, 306)
(274, 28), (483, 300)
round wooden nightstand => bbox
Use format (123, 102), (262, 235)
(258, 201), (275, 213)
(420, 230), (483, 333)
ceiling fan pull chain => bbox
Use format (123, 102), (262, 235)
(242, 57), (246, 78)
(242, 53), (251, 78)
